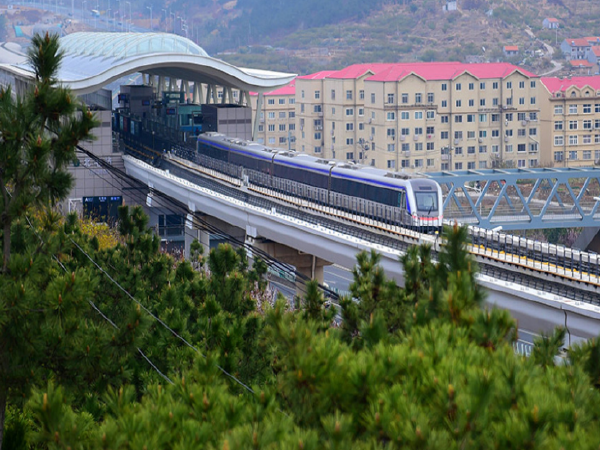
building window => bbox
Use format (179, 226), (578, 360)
(529, 128), (537, 136)
(346, 123), (354, 131)
(268, 137), (275, 144)
(569, 105), (577, 114)
(279, 98), (286, 105)
(584, 120), (592, 129)
(279, 112), (286, 118)
(386, 159), (397, 169)
(583, 150), (592, 160)
(506, 97), (513, 106)
(358, 123), (364, 131)
(519, 81), (525, 89)
(258, 125), (264, 132)
(268, 112), (275, 119)
(468, 131), (476, 140)
(358, 108), (364, 116)
(402, 143), (410, 151)
(401, 112), (410, 120)
(569, 151), (578, 160)
(314, 132), (322, 140)
(569, 120), (578, 130)
(492, 130), (499, 138)
(442, 83), (448, 91)
(518, 129), (526, 137)
(505, 144), (513, 153)
(346, 90), (353, 100)
(480, 98), (486, 107)
(427, 142), (435, 151)
(414, 127), (423, 135)
(583, 104), (592, 114)
(401, 93), (409, 104)
(506, 113), (513, 121)
(345, 108), (354, 116)
(360, 90), (365, 100)
(426, 126), (435, 135)
(519, 97), (525, 105)
(346, 138), (354, 145)
(441, 100), (447, 108)
(456, 100), (462, 107)
(414, 159), (423, 168)
(454, 115), (463, 123)
(554, 121), (563, 130)
(331, 89), (336, 100)
(314, 146), (322, 153)
(518, 159), (526, 168)
(479, 145), (487, 153)
(454, 147), (463, 155)
(480, 82), (486, 90)
(569, 135), (578, 145)
(554, 135), (564, 146)
(441, 115), (449, 123)
(279, 124), (286, 131)
(315, 90), (320, 99)
(505, 129), (513, 137)
(289, 98), (295, 104)
(493, 98), (499, 106)
(313, 105), (322, 113)
(493, 82), (499, 89)
(267, 98), (275, 105)
(468, 99), (474, 107)
(467, 114), (475, 123)
(426, 110), (435, 120)
(455, 162), (463, 170)
(415, 111), (423, 120)
(387, 112), (396, 121)
(554, 151), (564, 161)
(401, 128), (410, 136)
(427, 158), (435, 167)
(467, 162), (475, 169)
(529, 143), (538, 152)
(467, 146), (475, 154)
(479, 114), (487, 122)
(583, 135), (592, 144)
(371, 93), (375, 104)
(554, 105), (563, 114)
(415, 143), (423, 151)
(441, 131), (449, 139)
(289, 124), (296, 131)
(456, 83), (462, 91)
(268, 124), (275, 132)
(507, 81), (512, 89)
(530, 112), (537, 121)
(491, 114), (500, 122)
(479, 130), (487, 138)
(415, 93), (422, 103)
(387, 143), (395, 152)
(530, 97), (536, 105)
(427, 93), (434, 103)
(492, 145), (499, 153)
(387, 93), (395, 104)
(279, 137), (286, 144)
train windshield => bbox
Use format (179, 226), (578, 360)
(414, 192), (438, 212)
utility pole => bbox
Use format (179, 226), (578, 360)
(147, 5), (152, 30)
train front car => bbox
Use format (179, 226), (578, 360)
(406, 179), (443, 233)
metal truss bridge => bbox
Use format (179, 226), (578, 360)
(424, 167), (600, 231)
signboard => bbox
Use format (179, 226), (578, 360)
(82, 196), (122, 221)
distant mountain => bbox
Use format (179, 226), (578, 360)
(167, 0), (600, 75)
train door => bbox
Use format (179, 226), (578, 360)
(398, 190), (407, 226)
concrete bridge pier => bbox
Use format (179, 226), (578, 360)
(251, 238), (330, 297)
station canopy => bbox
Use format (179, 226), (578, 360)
(0, 32), (295, 95)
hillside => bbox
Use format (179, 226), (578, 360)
(173, 0), (600, 75)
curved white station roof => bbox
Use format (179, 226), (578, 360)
(0, 32), (295, 95)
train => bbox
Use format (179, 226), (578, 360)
(193, 133), (443, 233)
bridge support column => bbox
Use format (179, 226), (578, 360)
(252, 93), (264, 141)
(252, 239), (329, 297)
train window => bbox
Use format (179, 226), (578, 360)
(398, 191), (406, 209)
(414, 192), (438, 212)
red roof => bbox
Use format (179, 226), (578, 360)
(565, 38), (591, 47)
(592, 46), (600, 57)
(296, 71), (337, 80)
(545, 17), (559, 22)
(249, 80), (295, 97)
(541, 76), (600, 92)
(585, 36), (600, 44)
(504, 46), (519, 51)
(569, 60), (593, 67)
(361, 62), (536, 82)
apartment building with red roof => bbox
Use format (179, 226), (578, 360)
(295, 62), (540, 172)
(561, 38), (592, 60)
(539, 77), (600, 167)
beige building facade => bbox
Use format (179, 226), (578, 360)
(294, 63), (542, 173)
(539, 77), (600, 167)
(251, 64), (600, 174)
(249, 81), (297, 150)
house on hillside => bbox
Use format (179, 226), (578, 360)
(542, 18), (559, 29)
(588, 46), (600, 66)
(585, 36), (600, 46)
(503, 46), (519, 57)
(443, 0), (457, 12)
(561, 39), (591, 60)
(570, 60), (593, 72)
